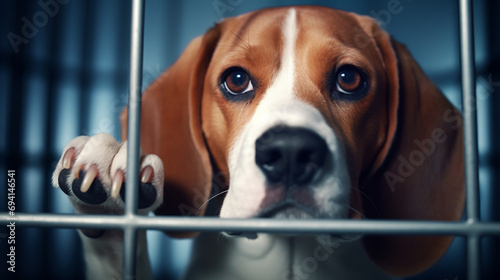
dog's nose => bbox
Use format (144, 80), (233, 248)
(255, 126), (328, 186)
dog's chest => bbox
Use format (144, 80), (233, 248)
(182, 233), (396, 280)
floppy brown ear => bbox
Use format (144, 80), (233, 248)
(121, 26), (221, 236)
(359, 25), (465, 275)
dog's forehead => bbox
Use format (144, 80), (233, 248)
(218, 6), (374, 49)
(212, 6), (383, 77)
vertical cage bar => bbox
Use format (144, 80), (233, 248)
(458, 0), (481, 279)
(123, 227), (138, 280)
(467, 235), (481, 280)
(124, 0), (145, 278)
(126, 0), (145, 217)
(459, 0), (480, 223)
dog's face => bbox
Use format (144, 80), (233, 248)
(201, 7), (389, 220)
(135, 5), (463, 275)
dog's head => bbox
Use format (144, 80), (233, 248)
(123, 6), (464, 276)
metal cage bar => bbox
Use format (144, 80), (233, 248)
(6, 214), (500, 235)
(0, 0), (498, 280)
(458, 0), (481, 279)
(123, 0), (146, 278)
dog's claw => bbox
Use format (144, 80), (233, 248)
(111, 170), (124, 199)
(81, 165), (98, 193)
(141, 165), (154, 183)
(62, 147), (75, 169)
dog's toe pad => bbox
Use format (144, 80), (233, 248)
(72, 170), (108, 205)
(120, 182), (158, 209)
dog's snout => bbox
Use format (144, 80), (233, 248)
(255, 126), (328, 186)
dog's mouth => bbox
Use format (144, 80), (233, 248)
(222, 201), (317, 239)
(224, 202), (358, 242)
(257, 200), (316, 219)
(223, 201), (360, 242)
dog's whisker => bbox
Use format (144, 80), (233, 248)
(342, 203), (367, 220)
(350, 187), (381, 218)
(195, 190), (229, 216)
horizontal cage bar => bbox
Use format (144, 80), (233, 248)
(1, 214), (500, 236)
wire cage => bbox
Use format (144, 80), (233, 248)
(1, 0), (500, 279)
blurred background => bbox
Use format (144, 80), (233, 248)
(0, 0), (499, 279)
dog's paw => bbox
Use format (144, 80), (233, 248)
(52, 133), (164, 215)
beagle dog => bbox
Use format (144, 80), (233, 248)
(52, 6), (465, 280)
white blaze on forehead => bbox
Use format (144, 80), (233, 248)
(221, 9), (299, 218)
(278, 8), (297, 98)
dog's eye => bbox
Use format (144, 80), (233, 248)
(334, 65), (367, 95)
(221, 67), (254, 96)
